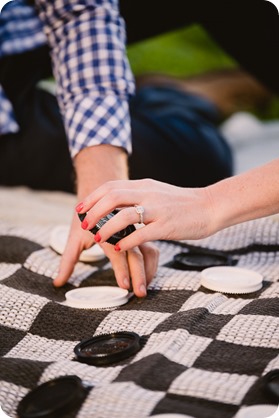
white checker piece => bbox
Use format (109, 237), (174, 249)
(234, 404), (278, 418)
(200, 267), (263, 294)
(49, 225), (106, 262)
(64, 286), (130, 309)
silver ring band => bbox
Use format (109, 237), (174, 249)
(134, 205), (144, 224)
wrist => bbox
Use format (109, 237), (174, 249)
(202, 185), (223, 236)
(178, 186), (218, 240)
(74, 144), (128, 199)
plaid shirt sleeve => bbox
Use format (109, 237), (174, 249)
(0, 0), (46, 136)
(0, 0), (46, 56)
(0, 85), (20, 135)
(35, 0), (135, 157)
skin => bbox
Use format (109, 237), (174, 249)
(75, 158), (279, 252)
(53, 144), (159, 297)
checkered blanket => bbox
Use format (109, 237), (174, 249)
(0, 217), (279, 418)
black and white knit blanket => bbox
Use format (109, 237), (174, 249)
(0, 217), (279, 418)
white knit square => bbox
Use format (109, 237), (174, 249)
(0, 285), (48, 331)
(169, 368), (257, 405)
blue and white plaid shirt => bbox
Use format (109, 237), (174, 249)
(0, 0), (134, 156)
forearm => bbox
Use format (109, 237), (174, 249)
(74, 144), (128, 199)
(208, 158), (279, 232)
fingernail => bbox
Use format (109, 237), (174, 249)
(94, 232), (101, 242)
(75, 203), (84, 213)
(123, 278), (130, 288)
(81, 219), (88, 229)
(140, 284), (146, 296)
(114, 243), (121, 252)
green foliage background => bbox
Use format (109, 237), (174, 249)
(127, 25), (279, 120)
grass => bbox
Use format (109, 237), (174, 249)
(127, 24), (236, 77)
(127, 24), (279, 120)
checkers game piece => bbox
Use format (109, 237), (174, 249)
(200, 266), (263, 294)
(74, 331), (142, 366)
(50, 225), (106, 262)
(78, 210), (136, 245)
(64, 286), (132, 309)
(17, 376), (88, 418)
(172, 250), (233, 270)
(234, 404), (278, 418)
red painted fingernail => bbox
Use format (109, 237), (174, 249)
(75, 203), (84, 213)
(81, 220), (88, 229)
(94, 232), (101, 242)
(114, 243), (121, 252)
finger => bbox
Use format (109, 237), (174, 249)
(139, 242), (159, 285)
(53, 238), (81, 287)
(114, 223), (160, 252)
(91, 206), (148, 244)
(80, 190), (142, 231)
(53, 216), (95, 287)
(105, 245), (131, 290)
(126, 247), (147, 297)
(76, 179), (146, 214)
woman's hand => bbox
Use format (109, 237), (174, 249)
(76, 178), (215, 252)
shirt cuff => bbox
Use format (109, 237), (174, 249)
(65, 93), (132, 158)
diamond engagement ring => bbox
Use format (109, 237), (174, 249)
(134, 205), (144, 224)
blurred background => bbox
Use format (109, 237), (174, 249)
(126, 23), (279, 174)
(127, 24), (279, 120)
